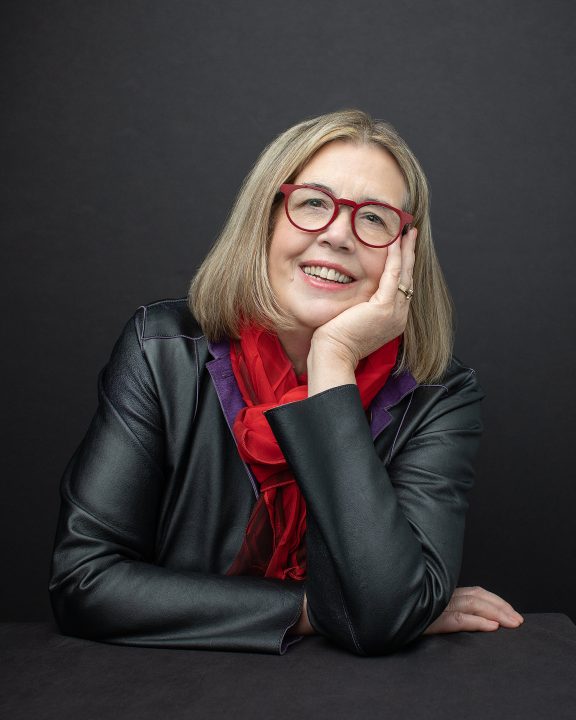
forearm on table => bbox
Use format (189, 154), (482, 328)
(49, 495), (305, 654)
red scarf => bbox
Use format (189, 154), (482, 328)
(225, 326), (399, 581)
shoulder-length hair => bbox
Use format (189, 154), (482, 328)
(188, 109), (453, 383)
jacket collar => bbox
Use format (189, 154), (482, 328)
(205, 338), (260, 498)
(206, 337), (418, 441)
(368, 368), (418, 439)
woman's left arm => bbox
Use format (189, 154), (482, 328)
(265, 366), (485, 655)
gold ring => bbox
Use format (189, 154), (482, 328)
(398, 284), (414, 300)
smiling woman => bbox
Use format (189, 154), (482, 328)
(49, 109), (523, 656)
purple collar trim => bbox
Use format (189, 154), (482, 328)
(206, 338), (259, 497)
(206, 338), (418, 443)
(368, 367), (418, 439)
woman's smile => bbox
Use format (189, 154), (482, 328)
(299, 260), (356, 288)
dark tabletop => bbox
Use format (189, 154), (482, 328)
(1, 615), (576, 720)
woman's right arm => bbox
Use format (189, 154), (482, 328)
(49, 309), (305, 654)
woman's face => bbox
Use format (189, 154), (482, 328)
(268, 139), (408, 334)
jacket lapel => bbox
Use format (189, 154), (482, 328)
(369, 370), (418, 440)
(206, 338), (260, 498)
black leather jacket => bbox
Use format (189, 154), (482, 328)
(49, 298), (484, 656)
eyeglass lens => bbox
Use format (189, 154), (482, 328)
(286, 187), (401, 246)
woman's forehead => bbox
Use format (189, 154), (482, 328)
(295, 140), (406, 205)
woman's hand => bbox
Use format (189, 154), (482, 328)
(307, 228), (417, 396)
(289, 592), (316, 636)
(423, 586), (524, 635)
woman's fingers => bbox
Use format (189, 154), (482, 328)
(375, 230), (403, 300)
(375, 227), (417, 303)
(446, 594), (523, 627)
(423, 611), (500, 635)
(450, 586), (524, 625)
(423, 586), (524, 636)
(398, 227), (417, 293)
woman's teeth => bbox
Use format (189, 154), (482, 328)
(302, 266), (353, 284)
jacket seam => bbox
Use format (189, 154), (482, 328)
(60, 487), (146, 551)
(387, 391), (414, 463)
(308, 518), (364, 654)
(409, 424), (481, 440)
(278, 584), (307, 654)
(140, 297), (188, 309)
(335, 572), (364, 654)
(135, 307), (202, 426)
(141, 334), (205, 341)
(418, 367), (478, 399)
(100, 381), (164, 477)
(137, 300), (204, 342)
(192, 337), (200, 424)
(138, 305), (147, 351)
(418, 382), (449, 393)
(377, 383), (420, 425)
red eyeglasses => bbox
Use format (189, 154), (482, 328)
(279, 183), (413, 248)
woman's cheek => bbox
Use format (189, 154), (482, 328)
(360, 277), (381, 300)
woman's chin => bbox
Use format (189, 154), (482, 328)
(278, 294), (370, 336)
(292, 307), (351, 332)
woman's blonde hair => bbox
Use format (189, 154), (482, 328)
(188, 109), (453, 383)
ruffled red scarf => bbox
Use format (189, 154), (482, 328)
(225, 325), (399, 581)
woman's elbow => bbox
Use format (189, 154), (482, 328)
(310, 590), (445, 657)
(49, 581), (87, 640)
(49, 568), (110, 642)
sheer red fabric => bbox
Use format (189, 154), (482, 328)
(225, 326), (400, 581)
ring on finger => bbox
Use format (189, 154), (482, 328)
(398, 283), (414, 300)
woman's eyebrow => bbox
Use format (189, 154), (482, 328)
(301, 181), (334, 193)
(301, 181), (391, 206)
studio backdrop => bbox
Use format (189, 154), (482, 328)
(2, 0), (575, 623)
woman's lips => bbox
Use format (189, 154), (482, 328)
(298, 265), (356, 291)
(299, 260), (356, 280)
(301, 265), (353, 284)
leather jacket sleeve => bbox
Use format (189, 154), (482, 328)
(265, 371), (484, 656)
(49, 312), (305, 655)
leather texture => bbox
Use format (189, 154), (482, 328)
(49, 298), (484, 656)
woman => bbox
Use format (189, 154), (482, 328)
(49, 109), (523, 656)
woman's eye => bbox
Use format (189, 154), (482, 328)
(299, 197), (328, 210)
(363, 213), (384, 225)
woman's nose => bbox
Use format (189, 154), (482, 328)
(316, 208), (355, 250)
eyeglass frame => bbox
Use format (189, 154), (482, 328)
(278, 183), (414, 249)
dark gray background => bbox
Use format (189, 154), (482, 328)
(2, 1), (575, 623)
